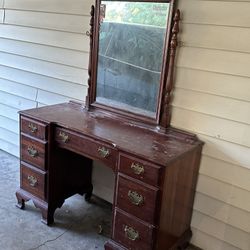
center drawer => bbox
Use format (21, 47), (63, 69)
(55, 128), (117, 169)
(115, 174), (159, 224)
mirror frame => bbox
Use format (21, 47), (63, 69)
(85, 0), (180, 128)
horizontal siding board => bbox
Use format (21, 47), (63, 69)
(191, 228), (240, 250)
(177, 47), (250, 77)
(5, 10), (90, 33)
(0, 116), (19, 133)
(192, 211), (250, 250)
(36, 90), (77, 105)
(0, 104), (19, 121)
(175, 67), (250, 102)
(179, 0), (250, 28)
(0, 65), (87, 100)
(0, 91), (36, 110)
(177, 47), (250, 79)
(0, 127), (19, 146)
(0, 38), (89, 69)
(0, 24), (89, 52)
(0, 139), (19, 157)
(171, 107), (250, 147)
(173, 88), (250, 124)
(194, 193), (250, 233)
(199, 134), (250, 170)
(4, 0), (93, 15)
(0, 52), (88, 84)
(0, 78), (37, 100)
(199, 155), (250, 192)
(197, 175), (250, 212)
(181, 23), (250, 53)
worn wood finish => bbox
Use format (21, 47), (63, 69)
(115, 174), (159, 224)
(20, 162), (46, 200)
(16, 101), (203, 249)
(20, 117), (48, 140)
(112, 209), (155, 250)
(118, 154), (162, 187)
(20, 134), (47, 170)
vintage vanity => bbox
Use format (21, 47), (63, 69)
(16, 0), (203, 249)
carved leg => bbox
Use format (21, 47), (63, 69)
(16, 190), (28, 209)
(16, 197), (25, 209)
(41, 208), (55, 226)
(85, 184), (93, 202)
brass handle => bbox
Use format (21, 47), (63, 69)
(128, 190), (144, 206)
(59, 131), (69, 143)
(28, 123), (37, 133)
(124, 226), (139, 241)
(97, 147), (110, 158)
(27, 146), (38, 158)
(28, 175), (38, 187)
(131, 163), (144, 175)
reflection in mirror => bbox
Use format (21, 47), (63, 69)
(96, 1), (170, 118)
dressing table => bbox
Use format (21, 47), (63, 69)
(16, 1), (203, 249)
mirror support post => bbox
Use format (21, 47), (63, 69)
(86, 5), (95, 110)
(160, 9), (180, 128)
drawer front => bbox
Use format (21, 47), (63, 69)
(21, 135), (47, 170)
(119, 154), (161, 186)
(55, 128), (117, 169)
(116, 175), (159, 224)
(21, 116), (47, 140)
(113, 210), (154, 250)
(21, 163), (46, 200)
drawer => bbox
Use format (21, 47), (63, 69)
(113, 209), (155, 250)
(21, 135), (47, 170)
(21, 116), (47, 140)
(55, 128), (117, 169)
(21, 163), (46, 200)
(116, 175), (159, 224)
(119, 154), (162, 186)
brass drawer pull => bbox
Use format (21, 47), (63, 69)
(128, 190), (144, 206)
(28, 123), (38, 133)
(27, 146), (38, 158)
(98, 147), (110, 158)
(28, 175), (38, 187)
(59, 131), (69, 143)
(124, 225), (139, 241)
(131, 162), (144, 175)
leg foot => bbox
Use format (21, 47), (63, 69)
(85, 185), (93, 202)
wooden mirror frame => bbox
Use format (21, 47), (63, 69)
(85, 0), (180, 128)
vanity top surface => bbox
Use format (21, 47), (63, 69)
(20, 102), (202, 166)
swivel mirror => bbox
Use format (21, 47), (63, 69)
(86, 0), (180, 127)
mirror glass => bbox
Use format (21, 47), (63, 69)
(96, 1), (170, 118)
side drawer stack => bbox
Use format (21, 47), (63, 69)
(20, 116), (48, 201)
(113, 153), (162, 250)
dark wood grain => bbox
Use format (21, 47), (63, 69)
(20, 162), (46, 200)
(118, 153), (162, 187)
(112, 209), (155, 250)
(21, 134), (47, 170)
(21, 117), (48, 140)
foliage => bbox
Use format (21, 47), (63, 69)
(103, 2), (169, 27)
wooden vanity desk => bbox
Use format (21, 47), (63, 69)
(17, 102), (203, 250)
(16, 1), (204, 249)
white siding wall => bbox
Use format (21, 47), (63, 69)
(171, 1), (250, 249)
(0, 0), (249, 249)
